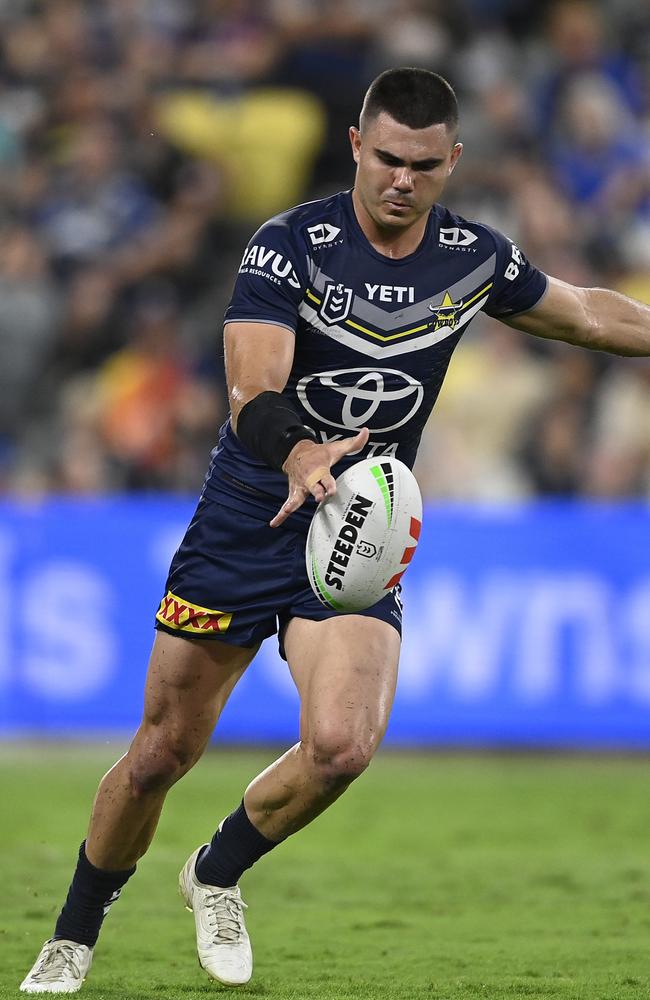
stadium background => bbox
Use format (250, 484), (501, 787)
(0, 0), (648, 746)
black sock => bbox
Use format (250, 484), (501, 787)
(52, 841), (136, 947)
(195, 801), (279, 887)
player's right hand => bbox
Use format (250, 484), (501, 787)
(269, 427), (370, 528)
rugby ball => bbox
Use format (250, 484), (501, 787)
(306, 457), (422, 612)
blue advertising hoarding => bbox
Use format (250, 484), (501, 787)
(0, 498), (648, 747)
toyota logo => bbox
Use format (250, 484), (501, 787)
(296, 367), (424, 432)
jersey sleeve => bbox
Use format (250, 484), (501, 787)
(481, 224), (549, 318)
(224, 217), (308, 334)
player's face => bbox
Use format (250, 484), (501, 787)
(350, 112), (462, 231)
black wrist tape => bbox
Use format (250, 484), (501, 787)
(236, 391), (317, 471)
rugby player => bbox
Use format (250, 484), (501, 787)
(21, 67), (650, 993)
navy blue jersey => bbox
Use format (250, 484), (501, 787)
(205, 189), (547, 528)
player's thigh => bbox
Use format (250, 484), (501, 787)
(139, 630), (259, 751)
(283, 615), (400, 752)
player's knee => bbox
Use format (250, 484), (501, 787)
(128, 737), (199, 797)
(308, 734), (375, 787)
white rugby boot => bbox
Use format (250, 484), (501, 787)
(179, 845), (252, 986)
(20, 939), (93, 993)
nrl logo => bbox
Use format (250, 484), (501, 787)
(428, 291), (464, 331)
(319, 282), (354, 325)
(356, 540), (378, 559)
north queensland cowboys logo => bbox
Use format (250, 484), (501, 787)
(296, 367), (424, 432)
(428, 291), (464, 331)
(319, 282), (354, 325)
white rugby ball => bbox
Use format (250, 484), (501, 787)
(306, 457), (422, 613)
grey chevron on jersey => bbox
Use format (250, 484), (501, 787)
(298, 291), (490, 359)
(310, 255), (496, 331)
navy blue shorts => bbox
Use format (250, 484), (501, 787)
(154, 493), (403, 657)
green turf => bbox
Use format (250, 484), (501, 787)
(2, 745), (650, 999)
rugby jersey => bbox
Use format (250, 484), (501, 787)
(204, 189), (548, 528)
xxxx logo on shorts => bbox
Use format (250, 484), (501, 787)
(156, 591), (233, 634)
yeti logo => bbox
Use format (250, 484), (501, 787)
(319, 283), (354, 325)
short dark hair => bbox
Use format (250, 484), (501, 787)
(359, 67), (459, 134)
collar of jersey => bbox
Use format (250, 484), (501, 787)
(342, 189), (437, 266)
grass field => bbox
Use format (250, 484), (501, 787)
(2, 745), (650, 1000)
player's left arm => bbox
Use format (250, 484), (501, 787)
(502, 275), (650, 356)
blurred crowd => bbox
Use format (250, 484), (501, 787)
(0, 0), (648, 499)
